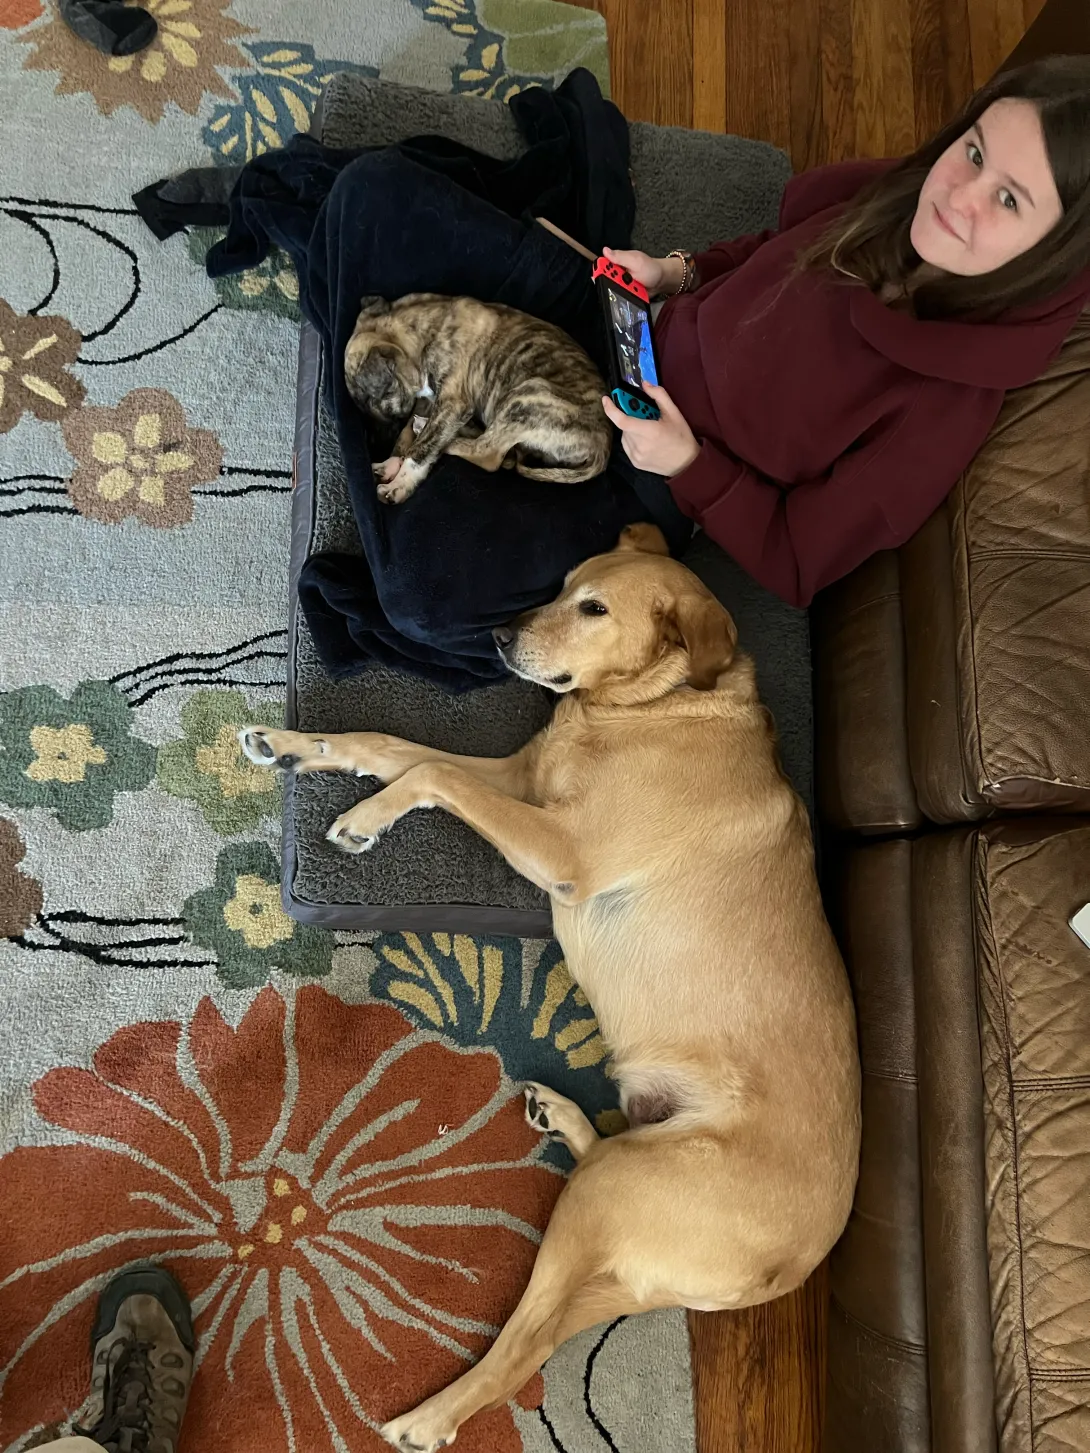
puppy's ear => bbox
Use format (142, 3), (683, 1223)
(358, 295), (391, 317)
(663, 592), (737, 689)
(617, 523), (670, 555)
(345, 343), (399, 401)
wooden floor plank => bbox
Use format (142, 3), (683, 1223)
(690, 1263), (829, 1453)
(884, 0), (918, 154)
(996, 0), (1030, 60)
(693, 0), (728, 131)
(851, 0), (890, 153)
(820, 0), (857, 165)
(723, 0), (793, 150)
(967, 0), (1006, 85)
(912, 0), (951, 144)
(789, 0), (827, 168)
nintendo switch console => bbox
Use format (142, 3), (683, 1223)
(592, 256), (662, 421)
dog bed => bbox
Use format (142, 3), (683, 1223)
(284, 73), (806, 934)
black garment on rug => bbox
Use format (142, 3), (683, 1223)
(195, 69), (690, 690)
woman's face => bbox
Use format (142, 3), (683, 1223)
(911, 98), (1064, 276)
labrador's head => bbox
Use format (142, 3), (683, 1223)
(494, 525), (738, 695)
(344, 297), (420, 421)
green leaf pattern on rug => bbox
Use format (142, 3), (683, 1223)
(202, 41), (378, 163)
(0, 682), (155, 831)
(183, 841), (333, 988)
(413, 0), (608, 100)
(477, 0), (608, 90)
(157, 690), (284, 834)
(186, 229), (301, 321)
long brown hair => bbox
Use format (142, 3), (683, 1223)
(798, 56), (1090, 321)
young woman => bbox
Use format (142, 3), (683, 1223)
(602, 55), (1090, 606)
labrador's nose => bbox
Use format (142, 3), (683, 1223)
(492, 624), (515, 652)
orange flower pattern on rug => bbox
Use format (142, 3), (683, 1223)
(0, 988), (562, 1451)
(20, 0), (251, 123)
(0, 0), (42, 30)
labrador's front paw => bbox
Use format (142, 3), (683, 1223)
(327, 798), (391, 854)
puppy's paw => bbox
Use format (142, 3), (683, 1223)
(377, 479), (415, 505)
(377, 458), (428, 505)
(238, 728), (331, 771)
(372, 457), (402, 485)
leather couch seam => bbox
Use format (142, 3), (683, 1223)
(984, 774), (1089, 789)
(956, 484), (987, 802)
(825, 591), (901, 626)
(830, 1294), (926, 1356)
(964, 549), (1090, 563)
(861, 1067), (918, 1084)
(980, 835), (1036, 1447)
(1013, 1075), (1090, 1091)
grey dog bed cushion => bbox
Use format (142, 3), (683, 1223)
(283, 73), (807, 934)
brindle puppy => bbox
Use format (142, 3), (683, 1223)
(344, 293), (613, 504)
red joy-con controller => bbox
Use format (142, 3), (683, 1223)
(591, 256), (650, 304)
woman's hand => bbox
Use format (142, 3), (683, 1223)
(601, 246), (684, 296)
(602, 384), (701, 477)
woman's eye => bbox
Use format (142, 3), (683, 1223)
(999, 188), (1018, 212)
(579, 599), (608, 617)
(966, 142), (983, 167)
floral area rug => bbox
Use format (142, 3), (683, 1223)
(0, 3), (696, 1452)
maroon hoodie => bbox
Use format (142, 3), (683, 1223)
(657, 159), (1090, 607)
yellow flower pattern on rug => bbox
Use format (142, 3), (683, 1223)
(21, 0), (251, 122)
(222, 873), (294, 950)
(25, 723), (107, 783)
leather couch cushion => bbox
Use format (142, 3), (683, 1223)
(813, 552), (921, 836)
(911, 314), (1090, 821)
(812, 314), (1090, 831)
(824, 841), (930, 1453)
(973, 819), (1090, 1453)
(911, 831), (998, 1453)
(825, 820), (1090, 1453)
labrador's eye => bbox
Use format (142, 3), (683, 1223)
(579, 599), (608, 616)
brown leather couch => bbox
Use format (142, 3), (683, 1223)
(814, 311), (1090, 1452)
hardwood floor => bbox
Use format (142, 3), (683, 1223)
(577, 0), (1045, 166)
(561, 1), (1044, 1449)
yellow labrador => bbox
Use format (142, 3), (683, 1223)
(239, 524), (860, 1452)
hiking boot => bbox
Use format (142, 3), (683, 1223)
(75, 1264), (195, 1453)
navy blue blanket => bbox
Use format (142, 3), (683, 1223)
(205, 70), (689, 690)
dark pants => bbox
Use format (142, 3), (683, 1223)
(217, 144), (691, 689)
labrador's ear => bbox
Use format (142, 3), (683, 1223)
(616, 523), (670, 556)
(663, 592), (737, 689)
(358, 295), (391, 317)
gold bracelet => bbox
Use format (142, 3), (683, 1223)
(665, 249), (695, 296)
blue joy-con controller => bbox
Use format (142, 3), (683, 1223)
(611, 386), (660, 420)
